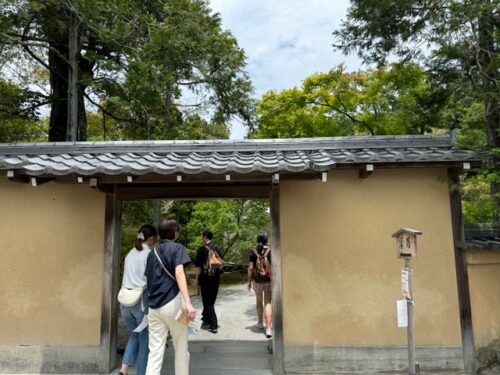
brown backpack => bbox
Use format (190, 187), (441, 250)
(252, 246), (271, 282)
(205, 246), (224, 276)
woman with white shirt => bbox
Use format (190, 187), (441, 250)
(119, 224), (157, 375)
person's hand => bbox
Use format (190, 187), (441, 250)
(247, 282), (252, 291)
(186, 302), (196, 321)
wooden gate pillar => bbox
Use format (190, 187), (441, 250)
(98, 191), (122, 373)
(270, 184), (285, 374)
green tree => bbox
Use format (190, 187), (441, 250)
(186, 199), (270, 264)
(334, 0), (499, 222)
(0, 0), (253, 141)
(253, 63), (452, 138)
(0, 79), (47, 142)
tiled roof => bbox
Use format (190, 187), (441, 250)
(464, 224), (500, 251)
(0, 134), (481, 177)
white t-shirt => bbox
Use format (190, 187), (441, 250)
(121, 244), (151, 289)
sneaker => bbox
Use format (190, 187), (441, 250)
(209, 327), (218, 334)
(265, 327), (272, 338)
(201, 322), (210, 330)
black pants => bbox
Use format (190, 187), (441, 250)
(199, 274), (220, 329)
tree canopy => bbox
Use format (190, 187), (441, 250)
(333, 0), (499, 223)
(0, 0), (254, 141)
(253, 63), (456, 138)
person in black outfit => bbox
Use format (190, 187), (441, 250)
(195, 230), (223, 333)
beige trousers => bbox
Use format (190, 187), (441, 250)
(145, 293), (189, 375)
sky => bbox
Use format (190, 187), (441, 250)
(209, 0), (363, 139)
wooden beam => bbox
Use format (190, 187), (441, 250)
(359, 164), (374, 178)
(98, 192), (122, 373)
(270, 185), (284, 374)
(116, 184), (271, 200)
(448, 171), (476, 374)
(30, 176), (54, 186)
(52, 172), (323, 185)
(7, 173), (29, 184)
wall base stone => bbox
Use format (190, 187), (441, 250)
(0, 345), (100, 374)
(284, 346), (465, 374)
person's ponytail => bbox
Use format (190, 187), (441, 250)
(134, 224), (157, 251)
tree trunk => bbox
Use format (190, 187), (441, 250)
(67, 9), (79, 141)
(48, 43), (69, 142)
(485, 97), (500, 225)
(478, 5), (499, 225)
(78, 84), (87, 140)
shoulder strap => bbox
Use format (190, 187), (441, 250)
(154, 246), (176, 281)
(252, 248), (259, 257)
(263, 247), (271, 257)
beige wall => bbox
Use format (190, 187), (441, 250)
(281, 168), (461, 347)
(0, 177), (105, 345)
(466, 251), (500, 348)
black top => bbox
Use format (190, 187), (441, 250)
(144, 239), (191, 309)
(195, 243), (222, 276)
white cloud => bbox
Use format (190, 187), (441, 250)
(209, 0), (363, 138)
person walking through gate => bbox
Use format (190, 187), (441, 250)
(195, 230), (223, 334)
(247, 232), (272, 338)
(118, 224), (157, 375)
(144, 219), (196, 375)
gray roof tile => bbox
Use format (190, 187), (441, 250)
(0, 134), (482, 177)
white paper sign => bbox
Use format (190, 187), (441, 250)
(401, 269), (411, 300)
(397, 300), (408, 328)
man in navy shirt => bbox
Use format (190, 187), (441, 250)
(144, 219), (195, 375)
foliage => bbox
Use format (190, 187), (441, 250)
(253, 63), (457, 138)
(333, 0), (499, 223)
(120, 201), (156, 266)
(162, 200), (196, 247)
(119, 199), (270, 267)
(462, 174), (495, 223)
(186, 199), (270, 264)
(0, 79), (47, 142)
(0, 0), (253, 141)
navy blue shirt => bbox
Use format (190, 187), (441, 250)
(144, 239), (191, 309)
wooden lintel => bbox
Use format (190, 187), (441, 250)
(116, 184), (270, 200)
(48, 172), (323, 185)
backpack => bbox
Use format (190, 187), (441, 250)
(205, 245), (224, 276)
(252, 246), (271, 282)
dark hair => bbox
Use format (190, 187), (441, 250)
(202, 230), (213, 240)
(158, 219), (180, 240)
(256, 231), (268, 252)
(135, 224), (157, 250)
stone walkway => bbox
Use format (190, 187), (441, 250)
(190, 283), (270, 341)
